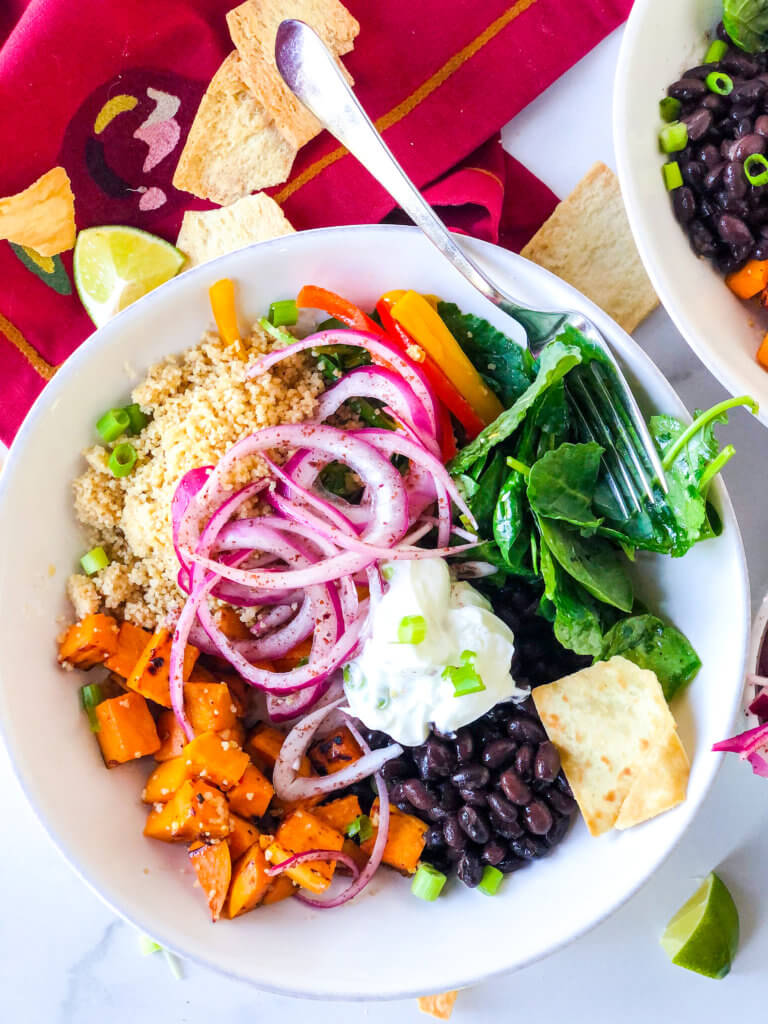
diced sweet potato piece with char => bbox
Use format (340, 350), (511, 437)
(273, 636), (313, 671)
(262, 874), (297, 905)
(154, 709), (186, 761)
(314, 794), (361, 834)
(361, 799), (428, 875)
(341, 837), (369, 874)
(188, 663), (217, 683)
(228, 814), (260, 861)
(189, 840), (231, 922)
(218, 721), (245, 749)
(225, 841), (272, 918)
(185, 681), (238, 734)
(126, 628), (199, 707)
(215, 606), (253, 641)
(94, 691), (160, 766)
(58, 613), (119, 669)
(309, 726), (362, 775)
(269, 809), (344, 893)
(182, 730), (249, 790)
(142, 756), (187, 803)
(103, 621), (151, 677)
(144, 779), (231, 842)
(246, 723), (311, 776)
(226, 763), (274, 818)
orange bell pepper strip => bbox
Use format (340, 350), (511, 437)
(757, 330), (768, 370)
(726, 260), (768, 300)
(297, 284), (389, 337)
(389, 290), (504, 426)
(376, 293), (485, 440)
(209, 279), (241, 348)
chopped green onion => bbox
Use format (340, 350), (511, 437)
(138, 934), (162, 956)
(659, 121), (688, 154)
(411, 863), (447, 902)
(704, 39), (728, 63)
(259, 316), (295, 347)
(745, 153), (768, 187)
(124, 403), (149, 435)
(659, 96), (682, 123)
(96, 407), (130, 443)
(381, 565), (395, 581)
(443, 650), (485, 698)
(662, 161), (684, 191)
(317, 316), (347, 331)
(375, 695), (390, 710)
(108, 442), (137, 478)
(162, 948), (183, 980)
(478, 865), (504, 896)
(80, 546), (109, 575)
(80, 683), (104, 733)
(705, 71), (733, 95)
(342, 665), (351, 684)
(398, 614), (427, 644)
(506, 455), (531, 478)
(269, 299), (298, 327)
(346, 814), (373, 842)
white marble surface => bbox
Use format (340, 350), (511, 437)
(3, 24), (768, 1024)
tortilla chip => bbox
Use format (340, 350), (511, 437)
(418, 992), (458, 1020)
(0, 167), (75, 257)
(176, 193), (295, 269)
(227, 0), (360, 149)
(615, 729), (689, 829)
(532, 656), (688, 837)
(521, 162), (658, 334)
(172, 52), (297, 205)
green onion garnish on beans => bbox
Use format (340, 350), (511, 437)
(124, 403), (148, 435)
(704, 39), (728, 63)
(443, 650), (486, 698)
(138, 934), (162, 956)
(80, 682), (104, 732)
(96, 407), (130, 443)
(108, 442), (137, 478)
(663, 161), (684, 191)
(269, 299), (299, 327)
(744, 153), (768, 187)
(80, 546), (109, 575)
(659, 97), (682, 123)
(705, 71), (734, 96)
(259, 316), (295, 348)
(411, 863), (447, 902)
(478, 865), (504, 896)
(398, 614), (427, 644)
(346, 814), (373, 843)
(659, 121), (688, 154)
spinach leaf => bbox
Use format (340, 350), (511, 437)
(538, 516), (634, 612)
(437, 301), (535, 406)
(450, 339), (582, 475)
(469, 451), (508, 539)
(600, 614), (701, 701)
(532, 380), (571, 457)
(723, 0), (768, 52)
(493, 468), (533, 576)
(313, 343), (371, 382)
(540, 542), (605, 657)
(527, 442), (604, 531)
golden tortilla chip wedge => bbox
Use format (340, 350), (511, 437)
(532, 656), (688, 837)
(0, 166), (75, 256)
(418, 991), (458, 1020)
(176, 192), (295, 269)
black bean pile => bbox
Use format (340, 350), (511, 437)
(356, 580), (591, 888)
(666, 22), (768, 274)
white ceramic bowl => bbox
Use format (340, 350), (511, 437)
(614, 0), (768, 425)
(0, 226), (750, 999)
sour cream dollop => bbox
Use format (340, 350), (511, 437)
(343, 559), (528, 746)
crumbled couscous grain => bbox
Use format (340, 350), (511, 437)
(68, 325), (324, 628)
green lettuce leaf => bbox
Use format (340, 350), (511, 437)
(599, 614), (701, 701)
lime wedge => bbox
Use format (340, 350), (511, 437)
(74, 226), (185, 327)
(661, 872), (739, 979)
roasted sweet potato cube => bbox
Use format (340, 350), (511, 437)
(217, 721), (245, 749)
(144, 779), (231, 842)
(341, 837), (369, 874)
(228, 814), (260, 861)
(263, 874), (297, 905)
(314, 794), (361, 834)
(126, 628), (199, 708)
(361, 799), (428, 874)
(94, 691), (160, 766)
(181, 730), (249, 790)
(273, 636), (313, 671)
(189, 840), (231, 922)
(154, 709), (186, 761)
(215, 606), (253, 641)
(272, 809), (344, 892)
(58, 613), (119, 669)
(188, 662), (217, 683)
(103, 620), (151, 677)
(246, 723), (311, 776)
(142, 756), (187, 803)
(227, 763), (274, 818)
(309, 726), (362, 775)
(225, 842), (272, 917)
(185, 681), (238, 734)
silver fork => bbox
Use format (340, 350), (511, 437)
(274, 20), (667, 513)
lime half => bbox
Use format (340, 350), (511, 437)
(661, 872), (739, 979)
(74, 226), (185, 328)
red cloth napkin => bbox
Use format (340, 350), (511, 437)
(0, 0), (632, 445)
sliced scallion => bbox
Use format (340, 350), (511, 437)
(659, 96), (682, 123)
(80, 546), (109, 575)
(744, 153), (768, 187)
(259, 316), (295, 348)
(443, 650), (485, 698)
(124, 403), (149, 435)
(662, 161), (684, 191)
(96, 407), (130, 443)
(80, 683), (104, 733)
(398, 614), (426, 644)
(705, 71), (734, 96)
(346, 814), (373, 843)
(411, 863), (447, 902)
(108, 442), (137, 478)
(478, 865), (504, 896)
(659, 121), (688, 154)
(704, 39), (728, 63)
(269, 299), (299, 327)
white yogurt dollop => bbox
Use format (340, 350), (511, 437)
(343, 559), (528, 746)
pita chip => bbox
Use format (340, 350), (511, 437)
(533, 656), (689, 837)
(176, 193), (295, 269)
(0, 167), (75, 257)
(418, 991), (458, 1020)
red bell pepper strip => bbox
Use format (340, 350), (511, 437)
(297, 285), (389, 338)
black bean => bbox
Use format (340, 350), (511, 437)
(667, 77), (707, 102)
(458, 805), (491, 844)
(683, 107), (712, 141)
(456, 849), (484, 888)
(754, 241), (768, 259)
(723, 161), (748, 197)
(545, 814), (571, 848)
(732, 241), (755, 264)
(363, 729), (391, 750)
(509, 836), (539, 860)
(715, 249), (744, 274)
(389, 781), (408, 805)
(703, 162), (726, 191)
(489, 812), (524, 839)
(401, 778), (437, 811)
(458, 787), (488, 808)
(424, 737), (455, 778)
(472, 721), (501, 747)
(497, 855), (526, 874)
(716, 213), (753, 245)
(523, 800), (554, 835)
(481, 839), (507, 866)
(451, 764), (489, 789)
(380, 755), (413, 782)
(729, 103), (757, 123)
(486, 790), (520, 824)
(716, 19), (729, 41)
(533, 741), (561, 784)
(673, 187), (697, 223)
(395, 798), (415, 814)
(439, 781), (461, 811)
(735, 117), (755, 138)
(454, 727), (474, 764)
(703, 93), (726, 114)
(756, 115), (768, 137)
(721, 138), (739, 162)
(546, 787), (577, 816)
(424, 851), (452, 874)
(424, 824), (445, 851)
(481, 738), (517, 770)
(688, 220), (717, 255)
(716, 193), (749, 217)
(683, 64), (714, 81)
(722, 53), (760, 78)
(443, 814), (468, 851)
(734, 134), (766, 161)
(506, 716), (546, 744)
(499, 768), (532, 805)
(515, 743), (535, 781)
(697, 143), (721, 168)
